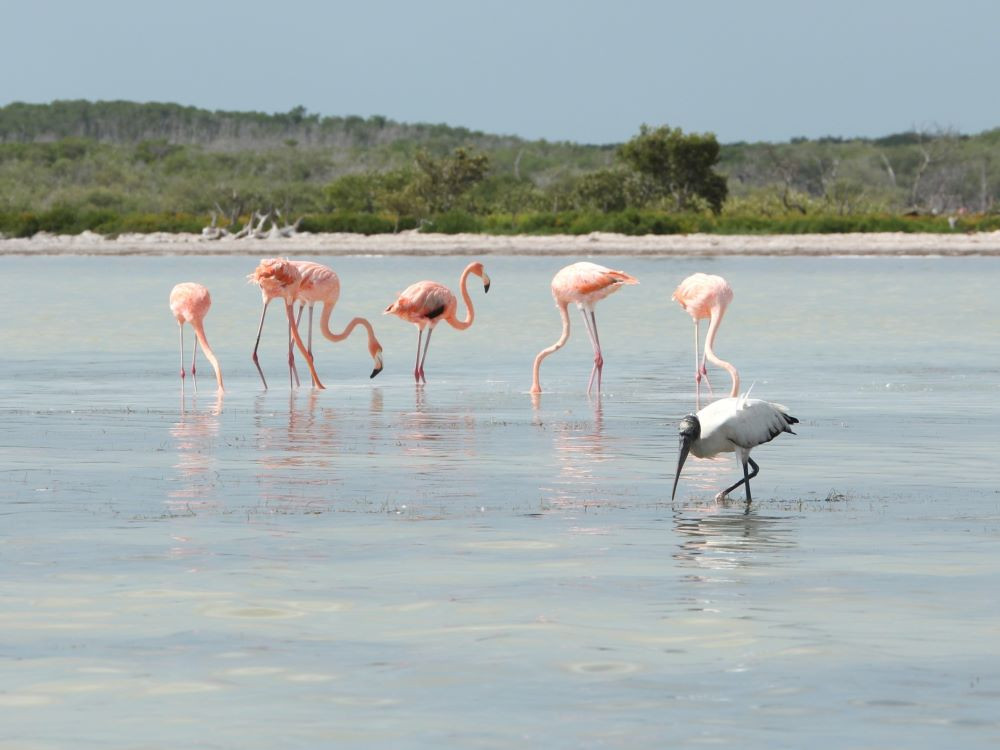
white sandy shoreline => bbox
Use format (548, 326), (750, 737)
(3, 229), (1000, 257)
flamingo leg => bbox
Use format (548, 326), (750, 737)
(580, 308), (603, 395)
(307, 304), (314, 359)
(190, 326), (199, 378)
(418, 326), (434, 384)
(693, 320), (701, 409)
(287, 321), (300, 388)
(590, 310), (605, 394)
(413, 328), (424, 382)
(287, 304), (303, 388)
(178, 324), (186, 381)
(284, 303), (324, 389)
(252, 300), (271, 389)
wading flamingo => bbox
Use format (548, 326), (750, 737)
(672, 273), (739, 409)
(384, 261), (490, 383)
(248, 258), (324, 390)
(671, 390), (798, 509)
(530, 261), (638, 395)
(287, 261), (384, 381)
(169, 282), (223, 390)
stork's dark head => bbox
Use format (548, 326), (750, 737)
(672, 414), (701, 501)
(678, 414), (700, 441)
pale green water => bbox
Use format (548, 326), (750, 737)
(1, 254), (999, 748)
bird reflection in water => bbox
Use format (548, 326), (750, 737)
(539, 396), (609, 509)
(253, 390), (343, 511)
(168, 390), (224, 512)
(399, 385), (478, 460)
(672, 507), (797, 572)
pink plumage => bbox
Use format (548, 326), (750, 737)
(672, 273), (733, 320)
(290, 260), (384, 379)
(169, 282), (223, 390)
(385, 261), (491, 383)
(247, 258), (325, 390)
(531, 261), (639, 395)
(672, 272), (739, 407)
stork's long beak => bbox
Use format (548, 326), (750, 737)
(671, 437), (692, 501)
(370, 352), (384, 379)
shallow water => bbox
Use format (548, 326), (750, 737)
(2, 254), (999, 748)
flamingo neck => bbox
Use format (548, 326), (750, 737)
(190, 319), (224, 390)
(531, 301), (570, 394)
(703, 307), (739, 397)
(447, 264), (477, 330)
(319, 304), (378, 349)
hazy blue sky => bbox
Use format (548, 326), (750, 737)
(3, 0), (996, 144)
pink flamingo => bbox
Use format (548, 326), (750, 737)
(169, 282), (223, 390)
(672, 272), (739, 409)
(288, 260), (384, 380)
(384, 261), (490, 383)
(248, 258), (325, 390)
(530, 261), (638, 395)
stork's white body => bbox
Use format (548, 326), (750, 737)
(689, 396), (796, 462)
(672, 392), (798, 504)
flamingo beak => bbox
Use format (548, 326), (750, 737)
(671, 437), (692, 501)
(483, 274), (491, 293)
(370, 352), (384, 379)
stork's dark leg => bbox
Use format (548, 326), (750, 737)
(718, 457), (760, 501)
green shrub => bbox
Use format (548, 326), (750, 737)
(421, 211), (483, 234)
(301, 212), (402, 234)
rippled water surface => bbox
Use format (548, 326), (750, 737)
(2, 254), (999, 748)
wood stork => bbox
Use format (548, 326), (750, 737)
(671, 392), (798, 506)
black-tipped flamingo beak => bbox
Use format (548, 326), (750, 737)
(370, 353), (384, 379)
(483, 275), (491, 293)
(671, 437), (692, 501)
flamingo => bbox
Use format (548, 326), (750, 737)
(384, 261), (490, 383)
(671, 390), (798, 507)
(672, 272), (739, 409)
(530, 261), (638, 395)
(168, 282), (223, 390)
(247, 258), (325, 390)
(288, 260), (384, 380)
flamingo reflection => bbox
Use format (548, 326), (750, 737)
(169, 390), (224, 512)
(253, 390), (342, 511)
(540, 398), (609, 508)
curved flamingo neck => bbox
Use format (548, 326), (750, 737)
(704, 307), (739, 397)
(531, 301), (570, 394)
(318, 304), (379, 349)
(446, 264), (477, 330)
(190, 319), (224, 390)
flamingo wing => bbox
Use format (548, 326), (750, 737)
(387, 281), (454, 322)
(554, 262), (638, 304)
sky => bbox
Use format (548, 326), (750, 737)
(3, 0), (997, 145)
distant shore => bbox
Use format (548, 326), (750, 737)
(3, 229), (1000, 256)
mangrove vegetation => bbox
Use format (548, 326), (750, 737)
(1, 100), (998, 237)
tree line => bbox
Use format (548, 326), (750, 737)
(0, 100), (998, 237)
